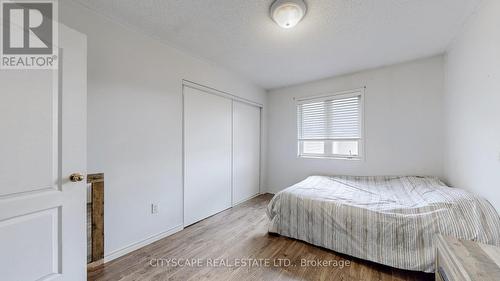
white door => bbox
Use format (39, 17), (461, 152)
(232, 101), (261, 205)
(183, 86), (232, 226)
(0, 25), (87, 281)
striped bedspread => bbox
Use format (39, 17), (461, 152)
(267, 176), (500, 272)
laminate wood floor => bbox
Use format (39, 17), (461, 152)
(88, 194), (433, 281)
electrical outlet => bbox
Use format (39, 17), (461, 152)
(151, 203), (159, 215)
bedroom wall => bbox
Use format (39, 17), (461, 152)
(266, 56), (444, 193)
(59, 1), (267, 261)
(443, 0), (500, 211)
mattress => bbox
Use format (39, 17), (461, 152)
(267, 176), (500, 272)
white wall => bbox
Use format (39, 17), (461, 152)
(266, 57), (444, 193)
(59, 1), (266, 259)
(444, 0), (500, 211)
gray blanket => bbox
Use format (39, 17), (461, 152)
(267, 176), (500, 272)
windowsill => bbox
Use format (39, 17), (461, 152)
(298, 155), (362, 161)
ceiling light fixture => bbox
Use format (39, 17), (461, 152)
(270, 0), (307, 29)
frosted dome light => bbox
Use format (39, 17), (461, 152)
(270, 0), (307, 29)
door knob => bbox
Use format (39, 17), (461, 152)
(69, 173), (85, 182)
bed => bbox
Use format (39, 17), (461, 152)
(267, 176), (500, 273)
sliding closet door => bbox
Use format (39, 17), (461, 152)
(233, 101), (261, 205)
(184, 86), (232, 226)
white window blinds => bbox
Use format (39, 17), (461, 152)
(297, 90), (364, 159)
(298, 94), (361, 140)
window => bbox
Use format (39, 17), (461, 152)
(297, 90), (364, 159)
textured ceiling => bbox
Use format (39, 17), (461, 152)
(73, 0), (480, 89)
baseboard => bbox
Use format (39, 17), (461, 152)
(104, 224), (183, 263)
(263, 188), (277, 195)
(87, 259), (104, 271)
(232, 192), (263, 206)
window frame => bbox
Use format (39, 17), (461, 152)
(296, 88), (365, 160)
